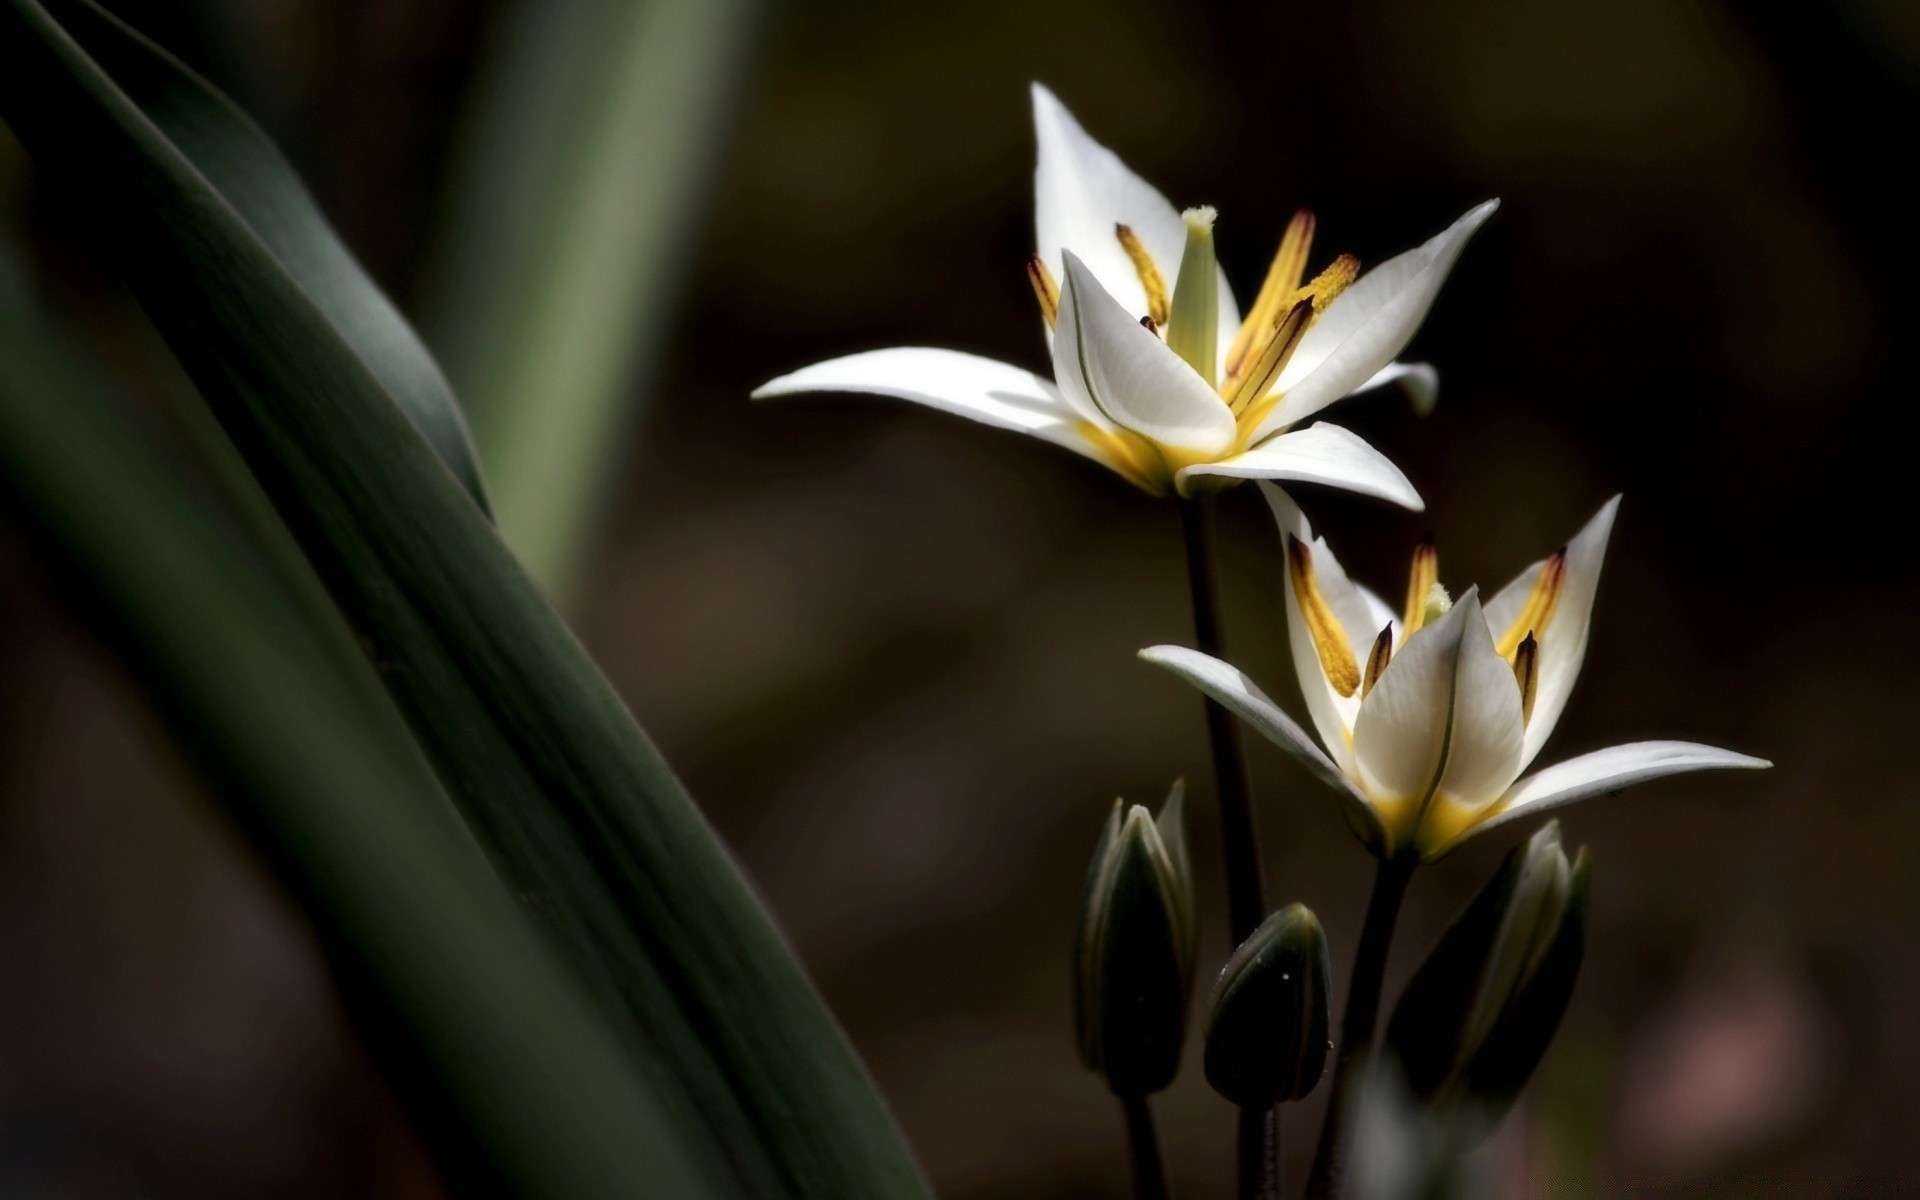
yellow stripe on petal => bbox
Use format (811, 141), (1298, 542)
(1114, 224), (1170, 327)
(1496, 551), (1568, 659)
(1401, 536), (1438, 634)
(1286, 535), (1361, 697)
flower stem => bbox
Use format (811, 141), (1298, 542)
(1305, 853), (1416, 1199)
(1177, 495), (1270, 1197)
(1176, 495), (1263, 941)
(1121, 1093), (1171, 1200)
(1237, 1106), (1279, 1200)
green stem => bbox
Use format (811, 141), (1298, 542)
(1237, 1106), (1278, 1200)
(1305, 854), (1416, 1199)
(1121, 1094), (1171, 1200)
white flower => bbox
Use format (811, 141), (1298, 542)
(753, 83), (1497, 504)
(1141, 487), (1769, 860)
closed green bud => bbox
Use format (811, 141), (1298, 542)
(1073, 781), (1197, 1094)
(1203, 902), (1331, 1107)
(1385, 822), (1592, 1129)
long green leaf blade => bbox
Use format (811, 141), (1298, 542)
(425, 0), (755, 596)
(0, 261), (720, 1200)
(0, 4), (930, 1196)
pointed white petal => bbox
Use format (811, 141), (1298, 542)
(1432, 603), (1527, 812)
(1053, 254), (1235, 454)
(1138, 645), (1385, 850)
(1351, 588), (1481, 813)
(1263, 485), (1367, 769)
(752, 347), (1100, 460)
(1483, 496), (1621, 764)
(1254, 200), (1498, 437)
(1184, 424), (1423, 510)
(1031, 84), (1240, 335)
(1426, 741), (1773, 857)
(1355, 361), (1439, 416)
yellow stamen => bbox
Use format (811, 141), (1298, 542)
(1225, 209), (1316, 377)
(1114, 224), (1170, 327)
(1286, 535), (1361, 697)
(1496, 551), (1568, 660)
(1026, 254), (1059, 329)
(1512, 631), (1540, 723)
(1224, 299), (1312, 416)
(1363, 625), (1393, 699)
(1401, 536), (1438, 633)
(1298, 252), (1360, 312)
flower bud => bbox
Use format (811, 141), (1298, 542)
(1073, 781), (1197, 1094)
(1203, 903), (1331, 1107)
(1385, 822), (1591, 1127)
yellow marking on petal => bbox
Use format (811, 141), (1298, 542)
(1496, 551), (1568, 660)
(1114, 224), (1170, 327)
(1224, 299), (1312, 416)
(1512, 631), (1540, 724)
(1225, 209), (1315, 377)
(1075, 420), (1165, 495)
(1414, 796), (1487, 862)
(1286, 535), (1361, 697)
(1026, 254), (1059, 329)
(1363, 625), (1393, 699)
(1297, 252), (1359, 313)
(1401, 536), (1438, 634)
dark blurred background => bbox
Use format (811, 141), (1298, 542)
(3, 0), (1916, 1195)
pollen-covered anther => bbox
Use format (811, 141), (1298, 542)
(1287, 535), (1361, 697)
(1497, 550), (1568, 659)
(1225, 209), (1316, 376)
(1026, 254), (1059, 329)
(1512, 631), (1540, 723)
(1363, 626), (1393, 699)
(1114, 224), (1170, 327)
(1401, 536), (1438, 633)
(1299, 253), (1360, 312)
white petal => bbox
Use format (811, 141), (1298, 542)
(1031, 84), (1239, 333)
(1255, 200), (1498, 437)
(1356, 361), (1439, 417)
(1427, 740), (1773, 857)
(1138, 645), (1385, 850)
(1263, 485), (1365, 770)
(1053, 253), (1235, 454)
(1184, 423), (1423, 510)
(1431, 604), (1526, 812)
(1484, 496), (1621, 765)
(1351, 588), (1481, 811)
(752, 347), (1099, 459)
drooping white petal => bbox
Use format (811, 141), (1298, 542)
(1053, 253), (1236, 454)
(1138, 645), (1385, 850)
(1351, 589), (1481, 813)
(752, 347), (1101, 460)
(1031, 84), (1239, 333)
(1184, 424), (1423, 510)
(1425, 740), (1773, 857)
(1430, 604), (1527, 814)
(1483, 496), (1620, 765)
(1355, 361), (1439, 417)
(1254, 200), (1499, 437)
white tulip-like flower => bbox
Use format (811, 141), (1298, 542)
(754, 84), (1498, 504)
(1142, 486), (1769, 860)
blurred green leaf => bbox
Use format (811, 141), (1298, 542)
(0, 4), (929, 1196)
(423, 0), (757, 597)
(0, 259), (720, 1200)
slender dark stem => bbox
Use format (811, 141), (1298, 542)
(1121, 1093), (1170, 1200)
(1305, 854), (1416, 1199)
(1176, 495), (1263, 940)
(1237, 1106), (1278, 1200)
